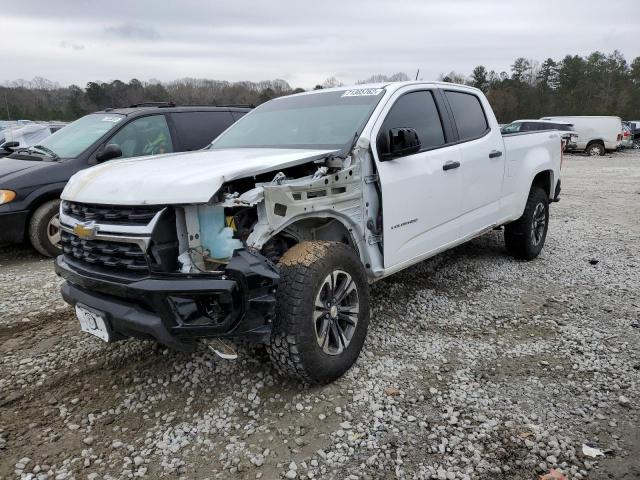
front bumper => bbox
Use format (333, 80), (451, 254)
(0, 209), (29, 244)
(55, 250), (279, 351)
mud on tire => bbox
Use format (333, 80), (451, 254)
(268, 241), (370, 384)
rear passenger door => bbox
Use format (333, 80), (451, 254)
(443, 89), (505, 235)
(373, 87), (463, 269)
(169, 111), (235, 151)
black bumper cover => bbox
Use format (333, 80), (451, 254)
(55, 249), (279, 351)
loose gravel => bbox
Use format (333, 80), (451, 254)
(0, 151), (639, 480)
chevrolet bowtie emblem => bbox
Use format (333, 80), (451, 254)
(73, 221), (98, 239)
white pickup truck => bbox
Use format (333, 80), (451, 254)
(55, 82), (562, 384)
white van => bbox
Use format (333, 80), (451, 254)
(540, 116), (623, 156)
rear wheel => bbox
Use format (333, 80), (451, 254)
(268, 241), (369, 384)
(29, 199), (62, 257)
(504, 187), (549, 260)
(586, 142), (605, 156)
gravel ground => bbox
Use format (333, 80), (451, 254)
(0, 151), (639, 480)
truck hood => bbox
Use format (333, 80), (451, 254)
(62, 148), (337, 205)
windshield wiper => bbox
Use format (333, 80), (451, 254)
(31, 144), (60, 160)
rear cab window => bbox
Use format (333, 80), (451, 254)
(444, 90), (489, 141)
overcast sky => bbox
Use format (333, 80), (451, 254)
(3, 0), (638, 89)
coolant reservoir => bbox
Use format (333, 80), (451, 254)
(197, 205), (243, 261)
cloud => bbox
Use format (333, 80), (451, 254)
(60, 41), (85, 51)
(103, 23), (159, 40)
(0, 0), (638, 88)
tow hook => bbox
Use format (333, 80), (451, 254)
(202, 338), (238, 360)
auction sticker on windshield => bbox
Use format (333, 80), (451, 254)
(101, 116), (123, 123)
(341, 88), (383, 97)
(76, 304), (112, 342)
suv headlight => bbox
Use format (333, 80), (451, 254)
(0, 190), (16, 205)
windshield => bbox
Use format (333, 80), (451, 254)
(34, 113), (124, 158)
(210, 88), (385, 150)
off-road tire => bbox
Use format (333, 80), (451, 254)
(29, 199), (62, 257)
(504, 186), (549, 260)
(268, 241), (370, 384)
(585, 142), (605, 156)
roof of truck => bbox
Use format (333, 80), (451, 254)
(287, 81), (480, 98)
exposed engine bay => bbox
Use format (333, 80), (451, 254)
(172, 143), (384, 278)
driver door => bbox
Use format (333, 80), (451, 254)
(373, 88), (463, 269)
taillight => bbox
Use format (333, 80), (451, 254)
(617, 133), (622, 141)
(624, 131), (630, 137)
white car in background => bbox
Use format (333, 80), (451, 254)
(0, 122), (68, 157)
(540, 116), (623, 156)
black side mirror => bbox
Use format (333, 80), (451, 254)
(377, 127), (421, 161)
(95, 143), (123, 163)
(2, 141), (19, 151)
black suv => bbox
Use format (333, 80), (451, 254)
(0, 103), (250, 256)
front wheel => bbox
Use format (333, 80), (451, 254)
(28, 199), (62, 257)
(504, 187), (549, 260)
(268, 241), (370, 384)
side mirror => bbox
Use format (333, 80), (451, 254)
(377, 127), (421, 161)
(95, 143), (123, 163)
(2, 141), (20, 151)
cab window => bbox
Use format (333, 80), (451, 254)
(108, 115), (174, 158)
(444, 91), (489, 140)
(380, 91), (446, 151)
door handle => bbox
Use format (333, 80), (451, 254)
(489, 150), (503, 158)
(442, 161), (460, 171)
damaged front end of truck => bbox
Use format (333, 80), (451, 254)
(55, 86), (387, 355)
(55, 142), (382, 353)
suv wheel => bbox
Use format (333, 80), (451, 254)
(504, 186), (549, 260)
(29, 199), (62, 257)
(268, 241), (370, 384)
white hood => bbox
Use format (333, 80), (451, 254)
(62, 148), (336, 205)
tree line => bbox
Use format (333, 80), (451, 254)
(449, 50), (640, 122)
(1, 51), (638, 123)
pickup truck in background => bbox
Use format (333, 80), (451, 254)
(540, 115), (623, 156)
(55, 82), (562, 385)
